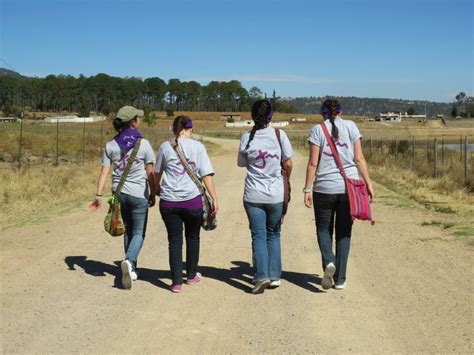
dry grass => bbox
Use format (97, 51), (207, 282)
(0, 161), (104, 228)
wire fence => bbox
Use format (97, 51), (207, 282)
(0, 121), (172, 169)
(1, 122), (472, 188)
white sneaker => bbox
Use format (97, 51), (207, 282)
(252, 280), (270, 294)
(131, 271), (138, 281)
(334, 282), (346, 290)
(269, 280), (281, 288)
(321, 263), (336, 290)
(121, 260), (133, 290)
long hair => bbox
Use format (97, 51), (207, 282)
(112, 117), (136, 133)
(245, 99), (273, 150)
(172, 115), (193, 143)
(321, 99), (342, 140)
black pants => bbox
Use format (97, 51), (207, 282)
(160, 207), (203, 285)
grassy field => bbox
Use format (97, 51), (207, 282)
(1, 113), (472, 233)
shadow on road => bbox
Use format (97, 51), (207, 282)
(65, 257), (323, 293)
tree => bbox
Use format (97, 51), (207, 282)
(248, 86), (263, 101)
(451, 102), (458, 118)
(407, 106), (416, 115)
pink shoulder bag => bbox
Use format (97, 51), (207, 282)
(320, 124), (373, 223)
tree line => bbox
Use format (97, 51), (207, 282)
(0, 69), (295, 117)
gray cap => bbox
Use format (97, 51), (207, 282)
(116, 106), (144, 122)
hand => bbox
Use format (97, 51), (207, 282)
(149, 194), (156, 207)
(89, 197), (102, 211)
(211, 200), (219, 216)
(304, 192), (313, 208)
(367, 184), (375, 202)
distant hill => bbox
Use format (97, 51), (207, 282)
(0, 68), (22, 77)
(285, 96), (453, 117)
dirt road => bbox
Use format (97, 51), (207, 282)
(1, 137), (472, 353)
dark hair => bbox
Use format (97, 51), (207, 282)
(112, 117), (136, 133)
(321, 99), (342, 140)
(172, 115), (193, 140)
(245, 99), (273, 150)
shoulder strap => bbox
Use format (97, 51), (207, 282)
(274, 128), (284, 166)
(320, 123), (348, 179)
(115, 138), (142, 197)
(169, 139), (205, 195)
(169, 139), (212, 212)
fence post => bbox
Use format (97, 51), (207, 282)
(465, 136), (469, 184)
(441, 138), (444, 166)
(82, 118), (86, 164)
(18, 119), (23, 170)
(426, 139), (429, 163)
(55, 119), (59, 166)
(380, 138), (384, 154)
(100, 119), (104, 157)
(412, 137), (415, 171)
(369, 137), (372, 159)
(433, 138), (437, 178)
(460, 135), (463, 162)
(395, 137), (398, 157)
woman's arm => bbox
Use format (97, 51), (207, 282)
(145, 163), (156, 207)
(282, 158), (293, 178)
(153, 171), (163, 196)
(89, 166), (110, 210)
(304, 143), (320, 208)
(354, 139), (374, 200)
(202, 175), (218, 215)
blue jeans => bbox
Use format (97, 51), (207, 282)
(313, 192), (353, 285)
(119, 193), (149, 271)
(244, 201), (283, 282)
(159, 207), (203, 285)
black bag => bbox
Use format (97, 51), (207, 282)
(169, 139), (217, 231)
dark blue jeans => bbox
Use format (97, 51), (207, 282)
(160, 207), (203, 285)
(119, 193), (149, 272)
(244, 201), (284, 282)
(313, 192), (353, 285)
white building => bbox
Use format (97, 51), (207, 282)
(44, 115), (106, 123)
(225, 120), (289, 128)
(376, 111), (402, 122)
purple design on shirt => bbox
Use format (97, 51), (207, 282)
(117, 154), (131, 172)
(254, 150), (279, 169)
(322, 141), (348, 158)
(171, 160), (197, 175)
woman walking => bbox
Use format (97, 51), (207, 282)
(304, 99), (374, 290)
(154, 116), (218, 293)
(90, 106), (156, 290)
(238, 99), (293, 294)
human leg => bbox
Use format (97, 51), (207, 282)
(265, 202), (283, 282)
(313, 192), (337, 269)
(160, 207), (185, 286)
(244, 201), (270, 283)
(183, 208), (203, 280)
(334, 194), (353, 286)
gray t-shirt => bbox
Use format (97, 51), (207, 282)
(308, 118), (362, 194)
(155, 138), (214, 202)
(101, 138), (155, 199)
(238, 127), (293, 204)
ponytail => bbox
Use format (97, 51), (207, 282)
(245, 99), (273, 150)
(113, 117), (135, 133)
(321, 99), (342, 140)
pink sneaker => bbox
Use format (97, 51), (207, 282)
(170, 284), (182, 293)
(186, 272), (202, 285)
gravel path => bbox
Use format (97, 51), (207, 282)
(1, 137), (472, 353)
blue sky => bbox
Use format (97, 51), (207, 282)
(1, 0), (472, 102)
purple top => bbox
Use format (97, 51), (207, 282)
(159, 195), (203, 209)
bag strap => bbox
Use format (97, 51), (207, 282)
(274, 128), (284, 167)
(320, 123), (348, 179)
(169, 139), (212, 212)
(115, 138), (142, 197)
